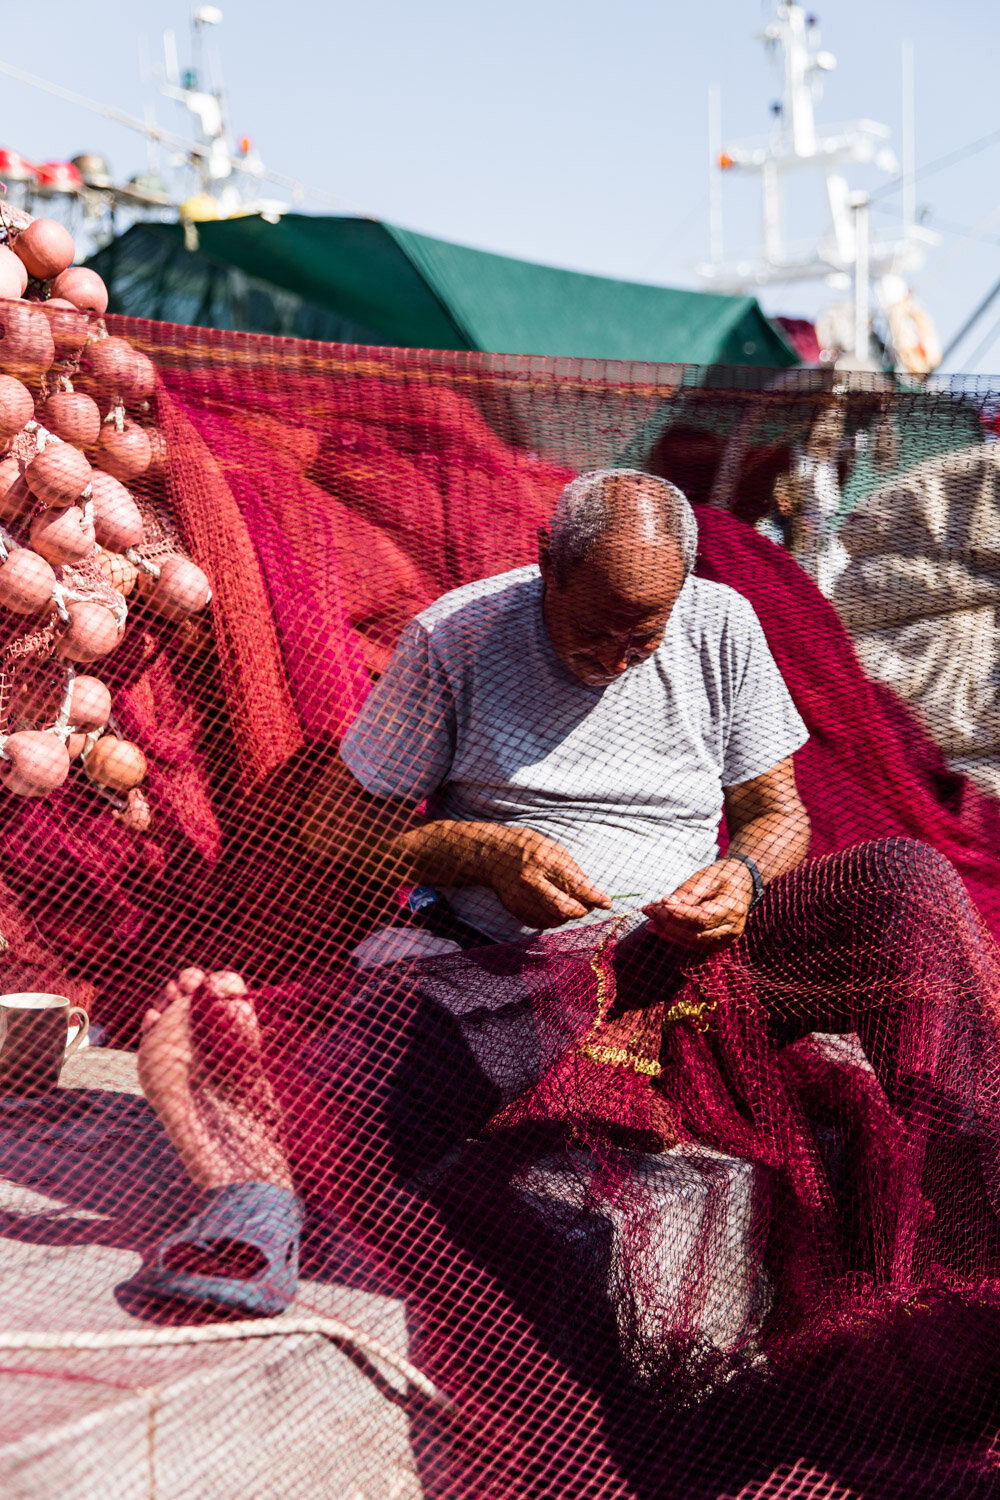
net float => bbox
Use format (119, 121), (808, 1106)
(0, 459), (31, 523)
(130, 351), (157, 404)
(89, 470), (144, 551)
(25, 443), (93, 508)
(30, 503), (96, 565)
(0, 248), (28, 300)
(80, 337), (152, 403)
(0, 455), (20, 502)
(94, 546), (138, 596)
(39, 392), (101, 449)
(146, 555), (212, 621)
(13, 218), (75, 281)
(0, 301), (55, 379)
(66, 732), (88, 761)
(68, 674), (112, 732)
(50, 267), (108, 316)
(0, 729), (70, 797)
(0, 547), (57, 613)
(83, 733), (146, 791)
(38, 299), (89, 358)
(0, 375), (33, 441)
(94, 419), (151, 482)
(53, 599), (121, 661)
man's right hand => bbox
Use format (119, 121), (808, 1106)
(477, 826), (612, 929)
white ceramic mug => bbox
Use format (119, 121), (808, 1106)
(0, 993), (90, 1096)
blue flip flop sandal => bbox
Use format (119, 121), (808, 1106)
(136, 1181), (304, 1316)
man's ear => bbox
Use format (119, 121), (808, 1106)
(537, 528), (553, 581)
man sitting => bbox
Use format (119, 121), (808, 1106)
(136, 469), (999, 1313)
(309, 467), (809, 957)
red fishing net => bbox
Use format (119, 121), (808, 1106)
(2, 291), (1000, 1498)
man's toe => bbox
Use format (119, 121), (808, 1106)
(206, 970), (247, 999)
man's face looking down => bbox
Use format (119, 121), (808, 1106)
(538, 486), (688, 688)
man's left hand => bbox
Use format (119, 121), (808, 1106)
(642, 858), (755, 952)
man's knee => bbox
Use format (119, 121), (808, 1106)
(858, 837), (966, 909)
(320, 967), (503, 1173)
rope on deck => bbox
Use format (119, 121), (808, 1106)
(0, 1316), (455, 1411)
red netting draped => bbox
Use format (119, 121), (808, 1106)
(3, 310), (1000, 1498)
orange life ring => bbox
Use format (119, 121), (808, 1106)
(887, 295), (942, 376)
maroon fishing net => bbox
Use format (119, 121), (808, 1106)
(2, 279), (1000, 1498)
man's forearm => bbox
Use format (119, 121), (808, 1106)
(721, 756), (811, 893)
(301, 759), (608, 931)
(303, 792), (498, 893)
(726, 807), (810, 886)
(389, 820), (512, 889)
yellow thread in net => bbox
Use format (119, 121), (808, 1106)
(578, 1043), (662, 1078)
(663, 974), (718, 1034)
(576, 915), (663, 1076)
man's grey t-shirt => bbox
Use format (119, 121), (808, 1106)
(341, 565), (808, 942)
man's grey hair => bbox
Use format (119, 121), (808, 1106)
(546, 468), (698, 585)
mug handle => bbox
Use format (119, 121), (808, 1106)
(63, 1007), (90, 1063)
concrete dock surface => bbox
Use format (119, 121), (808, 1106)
(0, 1047), (424, 1499)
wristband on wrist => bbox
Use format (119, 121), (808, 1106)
(726, 852), (765, 912)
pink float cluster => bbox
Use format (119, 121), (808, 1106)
(0, 215), (212, 803)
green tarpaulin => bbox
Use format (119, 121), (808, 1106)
(86, 215), (799, 367)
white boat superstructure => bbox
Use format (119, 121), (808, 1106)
(698, 1), (941, 370)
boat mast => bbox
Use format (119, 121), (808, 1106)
(699, 2), (937, 366)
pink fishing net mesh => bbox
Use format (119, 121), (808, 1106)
(1, 297), (1000, 1497)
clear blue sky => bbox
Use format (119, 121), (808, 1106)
(3, 0), (999, 372)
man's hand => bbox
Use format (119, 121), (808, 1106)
(480, 826), (612, 930)
(642, 858), (755, 952)
(641, 753), (811, 952)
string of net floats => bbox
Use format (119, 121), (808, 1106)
(0, 207), (211, 822)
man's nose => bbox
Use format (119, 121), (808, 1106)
(593, 640), (631, 673)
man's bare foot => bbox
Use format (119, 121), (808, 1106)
(138, 967), (294, 1194)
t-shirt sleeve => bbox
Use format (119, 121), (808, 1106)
(340, 621), (456, 800)
(721, 598), (808, 787)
